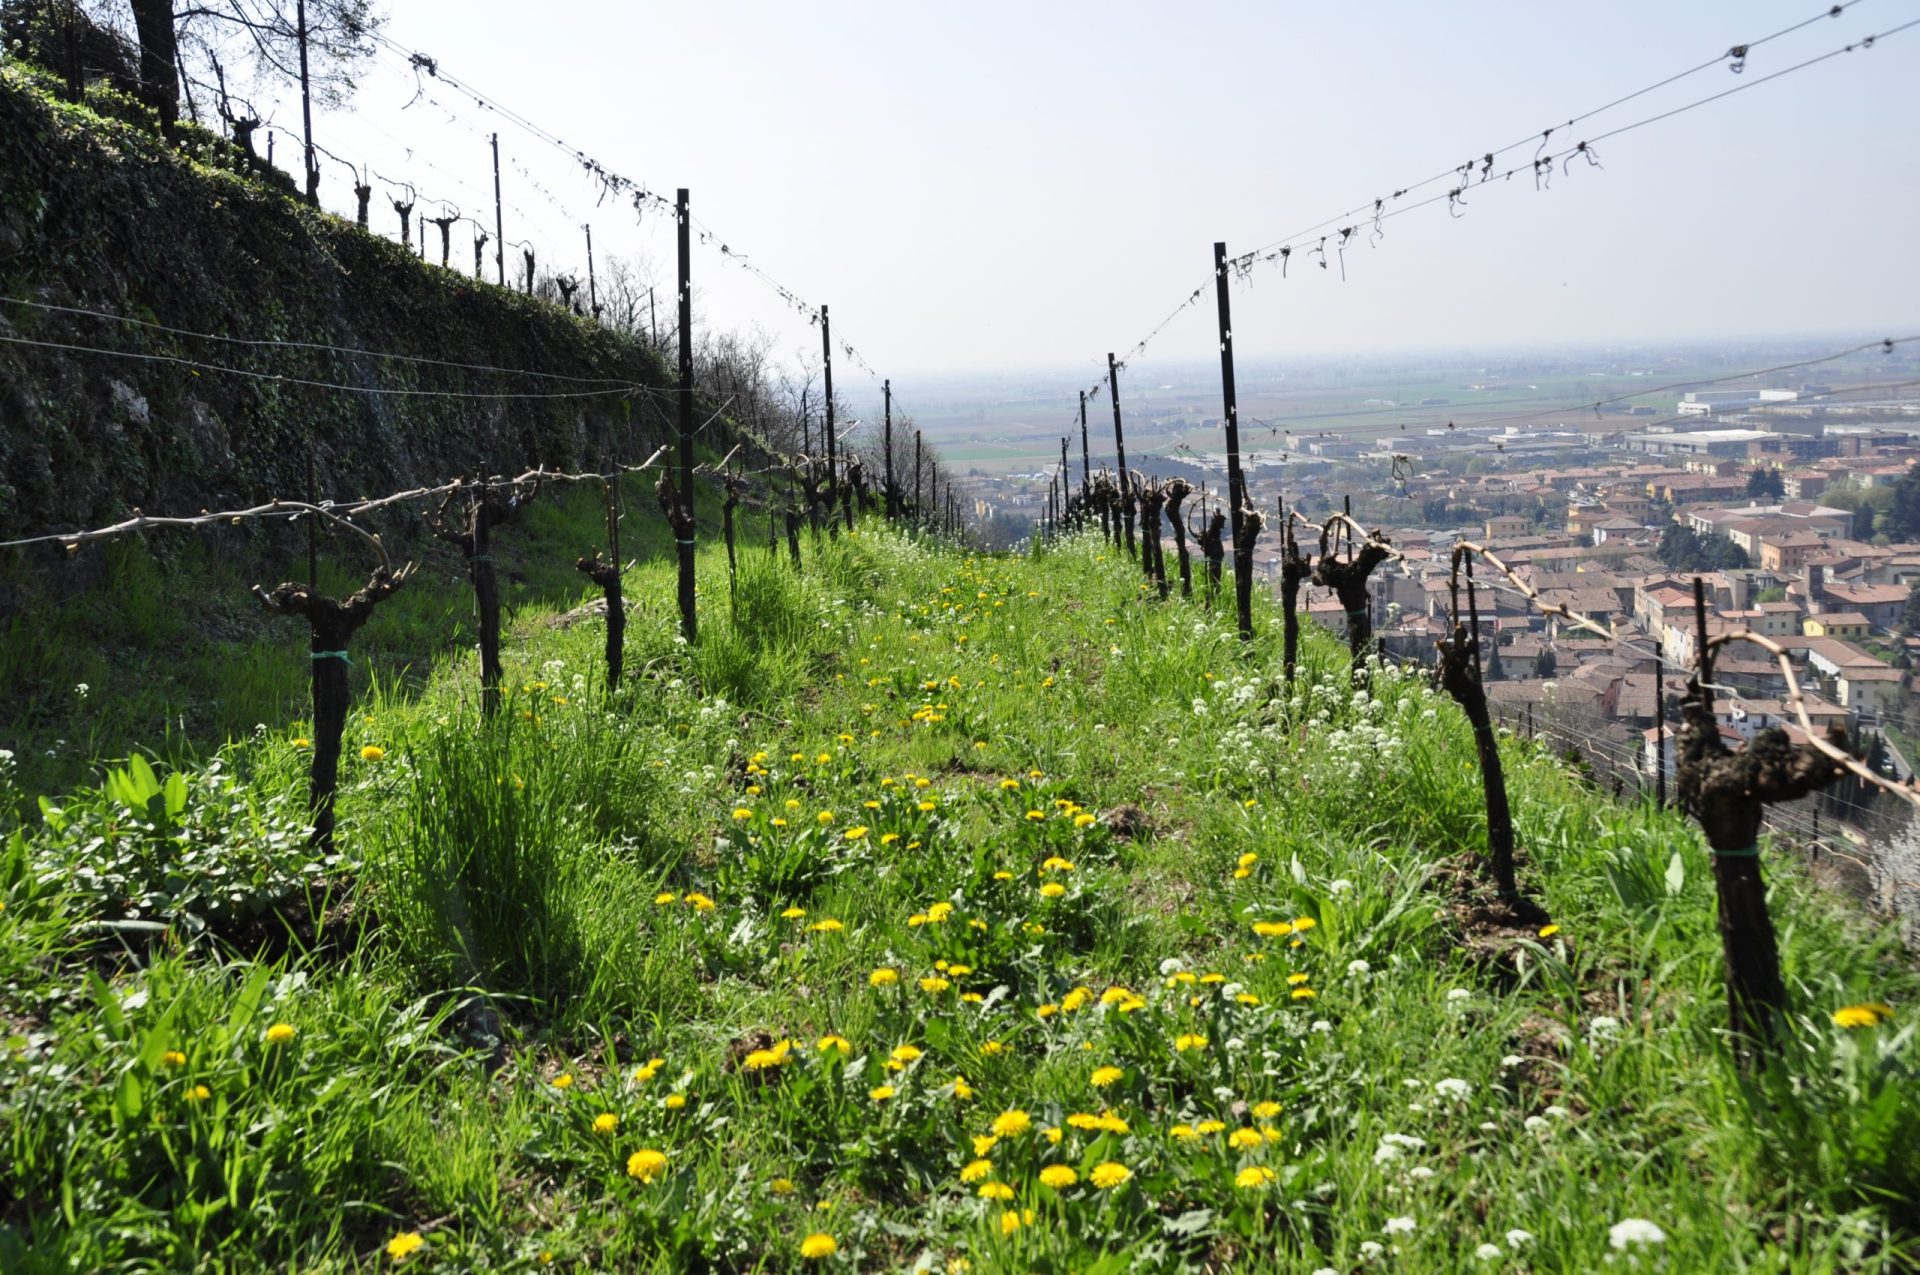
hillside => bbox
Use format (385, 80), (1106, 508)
(3, 522), (1916, 1272)
(0, 64), (701, 800)
(0, 64), (672, 539)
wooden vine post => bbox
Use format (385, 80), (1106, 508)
(574, 480), (625, 691)
(1213, 241), (1257, 641)
(883, 379), (897, 521)
(1279, 504), (1312, 687)
(673, 187), (697, 644)
(1094, 472), (1114, 544)
(1164, 477), (1193, 598)
(425, 480), (523, 718)
(256, 560), (416, 852)
(1677, 578), (1843, 1051)
(1108, 353), (1136, 561)
(721, 469), (742, 608)
(1437, 547), (1519, 901)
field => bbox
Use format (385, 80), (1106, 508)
(2, 521), (1917, 1271)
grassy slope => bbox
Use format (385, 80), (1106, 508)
(2, 523), (1917, 1272)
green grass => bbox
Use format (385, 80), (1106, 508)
(1, 522), (1917, 1271)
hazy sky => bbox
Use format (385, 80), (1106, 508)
(295, 1), (1918, 399)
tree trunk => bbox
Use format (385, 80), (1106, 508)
(127, 0), (179, 132)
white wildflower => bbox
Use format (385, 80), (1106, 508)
(1474, 1243), (1504, 1261)
(1359, 1241), (1385, 1260)
(1384, 1216), (1417, 1235)
(1608, 1219), (1666, 1250)
(1347, 959), (1372, 977)
(1505, 1230), (1534, 1249)
(1446, 988), (1473, 1003)
(1434, 1077), (1472, 1101)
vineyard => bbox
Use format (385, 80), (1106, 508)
(3, 5), (1919, 1270)
(3, 518), (1917, 1271)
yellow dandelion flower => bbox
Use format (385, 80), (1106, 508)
(1035, 1002), (1059, 1019)
(978, 1181), (1014, 1201)
(1199, 973), (1226, 984)
(890, 1044), (923, 1065)
(1291, 916), (1318, 932)
(1290, 987), (1316, 1001)
(1287, 972), (1310, 986)
(991, 1109), (1032, 1137)
(961, 1158), (994, 1183)
(290, 737), (311, 750)
(1228, 1128), (1262, 1150)
(999, 1208), (1034, 1236)
(1039, 1164), (1077, 1189)
(359, 745), (385, 762)
(685, 892), (717, 911)
(1090, 1162), (1132, 1190)
(845, 826), (869, 840)
(593, 1112), (619, 1134)
(770, 1177), (797, 1195)
(1038, 882), (1066, 899)
(781, 906), (807, 919)
(1196, 1120), (1226, 1135)
(626, 1148), (668, 1183)
(1073, 813), (1097, 828)
(868, 1085), (895, 1102)
(1041, 856), (1075, 872)
(1061, 987), (1093, 1011)
(551, 1072), (573, 1090)
(385, 1231), (425, 1261)
(1252, 1100), (1282, 1119)
(1175, 1034), (1209, 1052)
(186, 1084), (212, 1102)
(870, 968), (899, 987)
(800, 1232), (837, 1260)
(999, 779), (1021, 791)
(161, 1049), (186, 1067)
(663, 1093), (687, 1110)
(951, 1075), (975, 1100)
(1236, 993), (1262, 1006)
(1170, 1123), (1199, 1141)
(1090, 1066), (1124, 1088)
(972, 1134), (999, 1156)
(920, 976), (952, 994)
(731, 808), (753, 821)
(1538, 924), (1561, 938)
(809, 918), (844, 933)
(1236, 1165), (1279, 1190)
(655, 891), (678, 906)
(980, 1040), (1006, 1056)
(1252, 921), (1293, 938)
(1833, 1003), (1895, 1028)
(264, 1022), (296, 1045)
